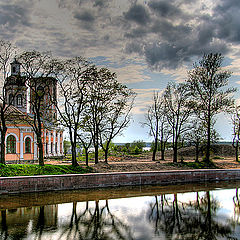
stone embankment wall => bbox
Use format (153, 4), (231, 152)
(1, 169), (240, 194)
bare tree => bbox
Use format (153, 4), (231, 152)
(144, 91), (171, 161)
(187, 53), (236, 163)
(99, 84), (135, 163)
(0, 40), (17, 164)
(84, 66), (135, 164)
(78, 130), (92, 166)
(163, 82), (192, 163)
(51, 57), (90, 167)
(186, 119), (206, 162)
(18, 51), (54, 166)
(232, 105), (240, 162)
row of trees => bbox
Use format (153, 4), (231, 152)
(145, 53), (236, 163)
(0, 40), (135, 166)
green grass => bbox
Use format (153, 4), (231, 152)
(0, 164), (93, 177)
(212, 156), (224, 160)
(184, 161), (217, 169)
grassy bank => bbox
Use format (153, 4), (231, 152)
(0, 164), (93, 177)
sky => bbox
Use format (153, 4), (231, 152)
(1, 0), (240, 142)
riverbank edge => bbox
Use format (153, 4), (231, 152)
(1, 169), (240, 195)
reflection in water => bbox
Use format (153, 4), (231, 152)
(0, 205), (58, 239)
(0, 182), (240, 239)
(58, 200), (133, 240)
(148, 192), (234, 239)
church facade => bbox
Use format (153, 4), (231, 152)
(4, 59), (64, 163)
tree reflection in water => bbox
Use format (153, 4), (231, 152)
(233, 188), (240, 223)
(34, 206), (45, 239)
(148, 191), (235, 239)
(0, 210), (8, 240)
(2, 186), (240, 239)
(58, 200), (134, 240)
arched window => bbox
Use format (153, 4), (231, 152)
(6, 135), (16, 153)
(25, 137), (31, 153)
(9, 94), (14, 105)
(17, 94), (22, 106)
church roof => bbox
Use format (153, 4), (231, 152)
(3, 104), (32, 123)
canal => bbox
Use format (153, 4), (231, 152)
(0, 181), (240, 239)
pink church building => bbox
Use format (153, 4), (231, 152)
(4, 59), (64, 163)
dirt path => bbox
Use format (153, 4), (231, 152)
(46, 151), (240, 173)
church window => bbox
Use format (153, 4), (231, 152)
(6, 135), (16, 154)
(25, 137), (31, 153)
(17, 94), (22, 106)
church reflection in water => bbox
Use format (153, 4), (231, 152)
(1, 181), (240, 239)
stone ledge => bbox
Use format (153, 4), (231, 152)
(0, 169), (240, 194)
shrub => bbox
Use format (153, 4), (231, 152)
(133, 146), (141, 154)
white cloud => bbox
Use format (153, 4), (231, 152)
(108, 64), (150, 84)
(131, 88), (163, 115)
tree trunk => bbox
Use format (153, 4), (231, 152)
(205, 109), (211, 163)
(0, 128), (7, 165)
(38, 138), (44, 166)
(104, 141), (111, 164)
(71, 143), (78, 167)
(72, 132), (79, 167)
(173, 142), (178, 163)
(195, 142), (199, 163)
(94, 144), (99, 164)
(235, 141), (239, 162)
(84, 148), (89, 166)
(160, 140), (166, 160)
(152, 121), (159, 161)
(0, 107), (7, 164)
(94, 130), (99, 164)
(161, 149), (165, 161)
(104, 148), (108, 164)
(152, 138), (158, 161)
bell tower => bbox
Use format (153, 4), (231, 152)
(4, 58), (27, 112)
(10, 58), (21, 76)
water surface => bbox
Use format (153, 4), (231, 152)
(1, 181), (240, 239)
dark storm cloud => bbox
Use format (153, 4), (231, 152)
(213, 0), (240, 44)
(143, 39), (229, 70)
(123, 0), (240, 70)
(125, 41), (144, 55)
(0, 4), (31, 28)
(151, 19), (192, 42)
(144, 42), (183, 70)
(93, 0), (110, 8)
(148, 0), (182, 19)
(74, 9), (96, 30)
(74, 10), (95, 22)
(124, 27), (148, 39)
(0, 2), (32, 41)
(124, 4), (150, 25)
